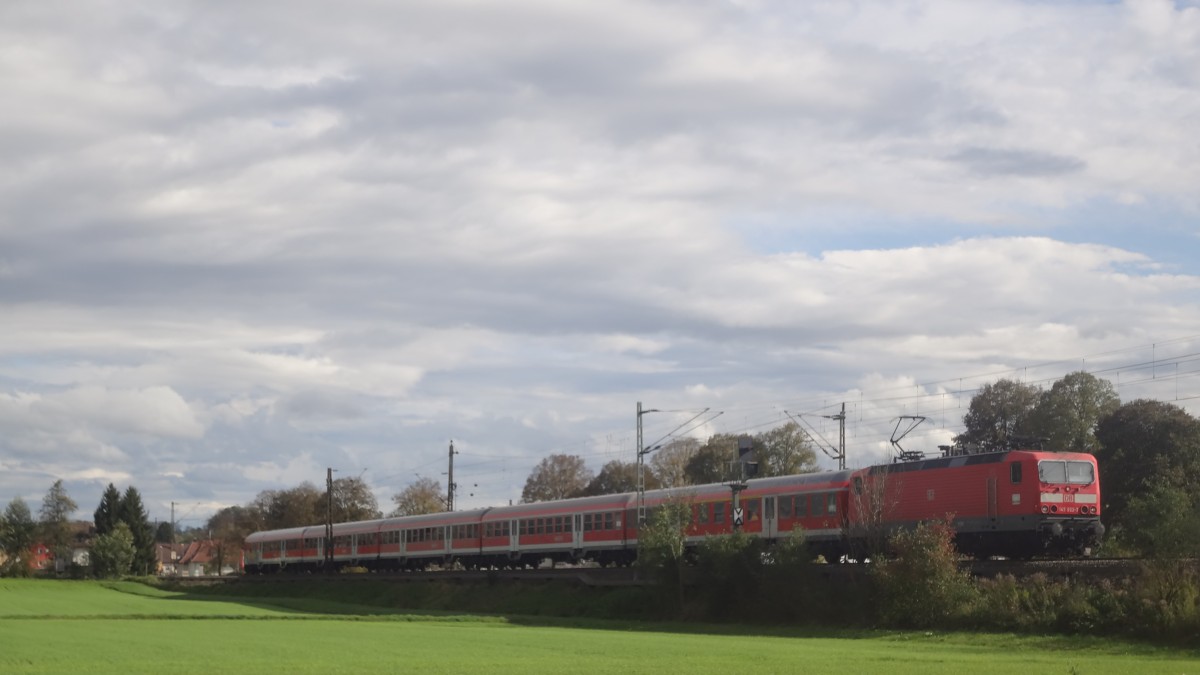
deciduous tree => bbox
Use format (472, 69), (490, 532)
(331, 476), (382, 522)
(1029, 371), (1120, 452)
(521, 454), (592, 503)
(583, 460), (656, 496)
(649, 438), (701, 488)
(755, 422), (819, 476)
(684, 435), (737, 485)
(254, 483), (324, 529)
(39, 480), (77, 565)
(1, 497), (38, 577)
(207, 505), (261, 575)
(90, 522), (135, 579)
(1094, 399), (1200, 529)
(391, 477), (447, 516)
(957, 379), (1041, 451)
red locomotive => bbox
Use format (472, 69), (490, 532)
(243, 449), (1103, 572)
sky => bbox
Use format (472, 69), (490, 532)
(2, 0), (1199, 530)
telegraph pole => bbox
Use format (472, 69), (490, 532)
(825, 402), (846, 471)
(324, 467), (335, 570)
(636, 402), (659, 528)
(446, 441), (458, 511)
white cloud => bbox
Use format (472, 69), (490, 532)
(1, 0), (1198, 522)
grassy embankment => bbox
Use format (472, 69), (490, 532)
(0, 578), (1196, 675)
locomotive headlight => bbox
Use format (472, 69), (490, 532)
(1040, 505), (1049, 514)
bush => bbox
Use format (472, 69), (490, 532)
(693, 531), (764, 620)
(1130, 559), (1200, 641)
(871, 519), (977, 628)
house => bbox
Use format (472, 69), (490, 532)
(176, 540), (238, 576)
(155, 543), (185, 576)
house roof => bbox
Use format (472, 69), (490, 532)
(177, 540), (216, 565)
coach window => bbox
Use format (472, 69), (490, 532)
(1010, 463), (1022, 484)
(714, 502), (726, 524)
(697, 504), (709, 524)
(779, 496), (793, 519)
(827, 494), (838, 515)
(746, 498), (760, 521)
(604, 512), (614, 530)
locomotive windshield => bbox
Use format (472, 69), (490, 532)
(1038, 460), (1094, 485)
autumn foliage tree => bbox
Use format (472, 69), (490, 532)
(331, 476), (382, 522)
(391, 477), (447, 516)
(521, 454), (592, 503)
(39, 480), (77, 567)
(583, 460), (655, 496)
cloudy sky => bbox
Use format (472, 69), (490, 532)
(2, 0), (1199, 529)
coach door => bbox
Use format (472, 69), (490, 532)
(764, 496), (778, 540)
(573, 514), (583, 550)
(509, 519), (519, 555)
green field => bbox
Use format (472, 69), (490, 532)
(0, 579), (1196, 674)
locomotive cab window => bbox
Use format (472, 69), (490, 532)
(1038, 460), (1094, 485)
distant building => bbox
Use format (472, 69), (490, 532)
(176, 540), (238, 576)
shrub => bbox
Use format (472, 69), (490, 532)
(871, 519), (977, 628)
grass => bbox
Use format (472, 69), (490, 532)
(0, 578), (1196, 674)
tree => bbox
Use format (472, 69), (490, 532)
(331, 476), (382, 522)
(93, 483), (123, 538)
(206, 505), (261, 575)
(1, 497), (38, 577)
(872, 519), (977, 628)
(1094, 399), (1200, 529)
(520, 454), (592, 503)
(254, 483), (324, 529)
(119, 487), (157, 575)
(583, 460), (656, 496)
(90, 522), (135, 579)
(649, 438), (701, 488)
(1119, 484), (1200, 558)
(155, 521), (175, 544)
(684, 435), (737, 485)
(39, 480), (77, 566)
(637, 496), (692, 613)
(754, 422), (819, 476)
(391, 477), (447, 516)
(1028, 371), (1120, 452)
(957, 379), (1041, 450)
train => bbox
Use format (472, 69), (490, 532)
(242, 449), (1104, 573)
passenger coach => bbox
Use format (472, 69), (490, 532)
(243, 448), (1103, 573)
